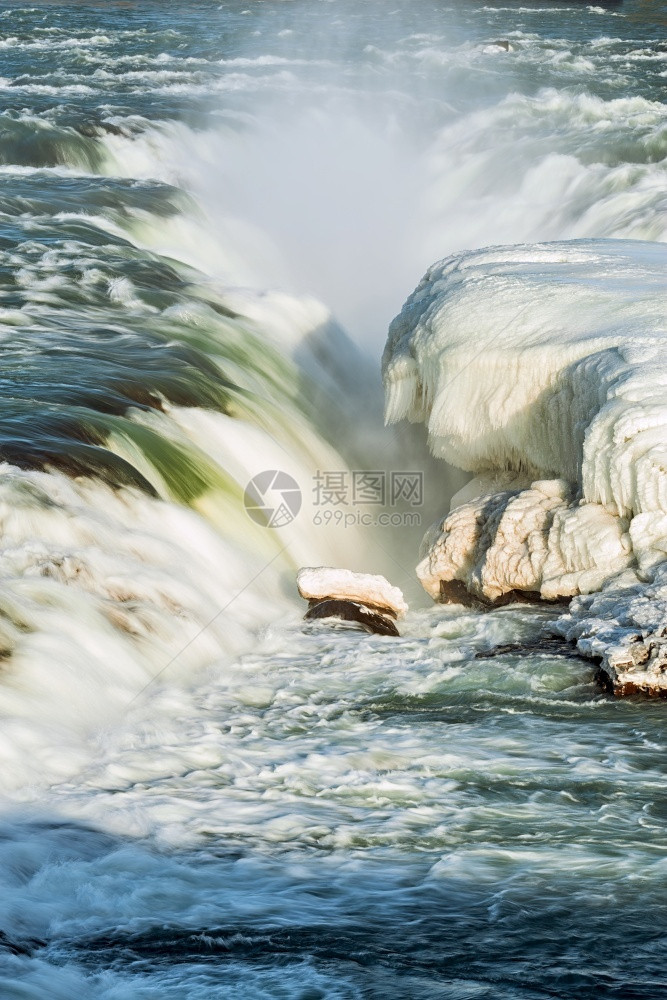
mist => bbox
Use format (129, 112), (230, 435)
(110, 1), (665, 365)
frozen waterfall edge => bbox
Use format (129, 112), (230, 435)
(382, 239), (667, 694)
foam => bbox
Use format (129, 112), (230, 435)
(0, 464), (293, 796)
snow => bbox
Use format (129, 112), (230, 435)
(416, 477), (633, 602)
(297, 567), (408, 617)
(383, 240), (665, 485)
(384, 239), (667, 690)
(556, 564), (667, 695)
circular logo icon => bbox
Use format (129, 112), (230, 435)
(243, 469), (302, 528)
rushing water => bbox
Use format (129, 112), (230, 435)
(0, 1), (666, 997)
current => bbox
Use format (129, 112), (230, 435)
(0, 1), (666, 998)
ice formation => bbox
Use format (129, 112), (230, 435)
(297, 567), (408, 617)
(383, 239), (667, 692)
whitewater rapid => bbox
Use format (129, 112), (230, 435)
(1, 1), (666, 997)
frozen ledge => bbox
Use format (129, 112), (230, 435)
(383, 239), (667, 695)
(556, 569), (667, 697)
(416, 477), (633, 604)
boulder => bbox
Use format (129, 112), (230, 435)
(297, 567), (407, 618)
(297, 567), (407, 636)
(482, 39), (512, 53)
(304, 598), (400, 636)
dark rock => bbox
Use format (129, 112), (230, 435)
(438, 578), (568, 609)
(0, 929), (45, 956)
(305, 598), (399, 636)
(475, 638), (589, 661)
(439, 579), (483, 608)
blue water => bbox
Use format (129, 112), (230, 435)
(0, 2), (666, 997)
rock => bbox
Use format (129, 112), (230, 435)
(416, 480), (631, 605)
(438, 579), (483, 608)
(296, 567), (407, 619)
(297, 567), (407, 637)
(474, 637), (589, 662)
(482, 39), (512, 53)
(596, 635), (667, 697)
(0, 929), (44, 956)
(304, 599), (400, 637)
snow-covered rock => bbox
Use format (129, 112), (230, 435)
(383, 238), (667, 692)
(556, 563), (667, 696)
(417, 477), (633, 603)
(296, 567), (408, 617)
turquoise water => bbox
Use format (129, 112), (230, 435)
(0, 2), (666, 997)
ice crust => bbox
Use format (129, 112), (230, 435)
(383, 239), (667, 691)
(297, 567), (408, 617)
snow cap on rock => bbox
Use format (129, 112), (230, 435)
(297, 567), (408, 618)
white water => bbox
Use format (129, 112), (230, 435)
(98, 77), (666, 352)
(1, 2), (666, 995)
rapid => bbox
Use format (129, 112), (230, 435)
(0, 1), (666, 997)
